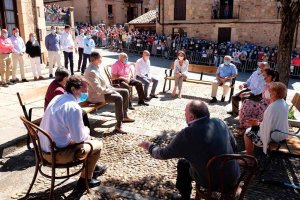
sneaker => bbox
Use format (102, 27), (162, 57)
(49, 74), (53, 78)
(221, 96), (225, 102)
(209, 97), (217, 103)
(22, 79), (29, 82)
(138, 100), (149, 106)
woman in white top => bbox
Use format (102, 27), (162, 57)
(244, 82), (289, 155)
(172, 51), (189, 98)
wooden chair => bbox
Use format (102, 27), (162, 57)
(20, 116), (92, 199)
(195, 154), (258, 200)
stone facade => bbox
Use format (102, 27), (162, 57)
(156, 0), (300, 47)
(49, 0), (156, 25)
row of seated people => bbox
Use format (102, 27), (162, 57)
(38, 50), (289, 199)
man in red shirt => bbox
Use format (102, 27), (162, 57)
(0, 29), (14, 87)
(44, 67), (70, 110)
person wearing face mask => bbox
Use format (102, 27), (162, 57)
(0, 29), (14, 87)
(39, 75), (105, 191)
(138, 100), (240, 200)
(239, 69), (279, 130)
(111, 52), (149, 109)
(135, 50), (159, 99)
(228, 62), (269, 116)
(172, 51), (189, 98)
(75, 29), (85, 72)
(45, 26), (62, 78)
(26, 33), (45, 81)
(10, 27), (27, 83)
(81, 30), (95, 75)
(61, 25), (75, 75)
(210, 55), (237, 103)
(84, 52), (134, 133)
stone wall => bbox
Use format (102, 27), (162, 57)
(156, 0), (300, 47)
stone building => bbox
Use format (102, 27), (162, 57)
(0, 0), (46, 52)
(46, 0), (156, 25)
(156, 0), (300, 47)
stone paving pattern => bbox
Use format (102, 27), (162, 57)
(0, 49), (299, 199)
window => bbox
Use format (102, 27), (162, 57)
(174, 0), (186, 20)
(0, 0), (18, 35)
(108, 5), (113, 18)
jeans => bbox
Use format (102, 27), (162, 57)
(77, 47), (84, 71)
(82, 53), (91, 74)
(63, 51), (74, 75)
(136, 75), (158, 97)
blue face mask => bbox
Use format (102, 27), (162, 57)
(78, 92), (88, 103)
(3, 33), (8, 38)
(224, 61), (230, 65)
(257, 68), (262, 74)
(124, 58), (128, 64)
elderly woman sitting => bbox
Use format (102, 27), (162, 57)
(244, 82), (289, 155)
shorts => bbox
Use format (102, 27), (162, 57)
(245, 126), (263, 147)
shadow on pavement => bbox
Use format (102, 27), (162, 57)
(0, 149), (35, 172)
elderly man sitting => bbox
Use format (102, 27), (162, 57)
(111, 52), (149, 109)
(244, 82), (289, 155)
(139, 100), (240, 200)
(210, 55), (238, 103)
(228, 62), (270, 116)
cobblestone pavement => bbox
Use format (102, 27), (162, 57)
(0, 48), (299, 199)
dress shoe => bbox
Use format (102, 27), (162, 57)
(22, 79), (29, 82)
(34, 76), (38, 81)
(122, 117), (135, 123)
(49, 74), (53, 78)
(144, 97), (151, 101)
(76, 177), (101, 191)
(150, 94), (158, 98)
(138, 100), (149, 106)
(221, 96), (225, 102)
(128, 105), (135, 110)
(114, 126), (127, 134)
(209, 97), (217, 103)
(77, 69), (80, 72)
(93, 165), (108, 179)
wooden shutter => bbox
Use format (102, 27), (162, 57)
(174, 0), (186, 20)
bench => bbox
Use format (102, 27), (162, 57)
(17, 86), (106, 149)
(162, 62), (236, 102)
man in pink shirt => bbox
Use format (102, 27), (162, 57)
(111, 52), (149, 109)
(0, 29), (14, 87)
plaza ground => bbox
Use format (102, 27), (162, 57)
(0, 48), (299, 199)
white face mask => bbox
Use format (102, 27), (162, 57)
(178, 56), (184, 61)
(264, 90), (271, 99)
(144, 56), (150, 60)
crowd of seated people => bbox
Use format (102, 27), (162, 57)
(36, 43), (292, 199)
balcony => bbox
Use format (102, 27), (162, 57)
(212, 4), (240, 20)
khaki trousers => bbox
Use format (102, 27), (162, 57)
(211, 79), (231, 97)
(48, 51), (62, 75)
(12, 53), (25, 80)
(43, 140), (103, 179)
(0, 53), (12, 83)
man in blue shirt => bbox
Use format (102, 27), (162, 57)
(45, 26), (62, 78)
(228, 62), (269, 116)
(81, 30), (95, 75)
(10, 27), (27, 83)
(210, 55), (237, 103)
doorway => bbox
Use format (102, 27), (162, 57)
(218, 27), (231, 43)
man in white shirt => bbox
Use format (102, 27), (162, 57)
(75, 28), (85, 72)
(228, 62), (269, 116)
(135, 50), (159, 98)
(39, 75), (104, 190)
(61, 25), (75, 75)
(10, 27), (27, 83)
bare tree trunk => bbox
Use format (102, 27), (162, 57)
(277, 1), (300, 86)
